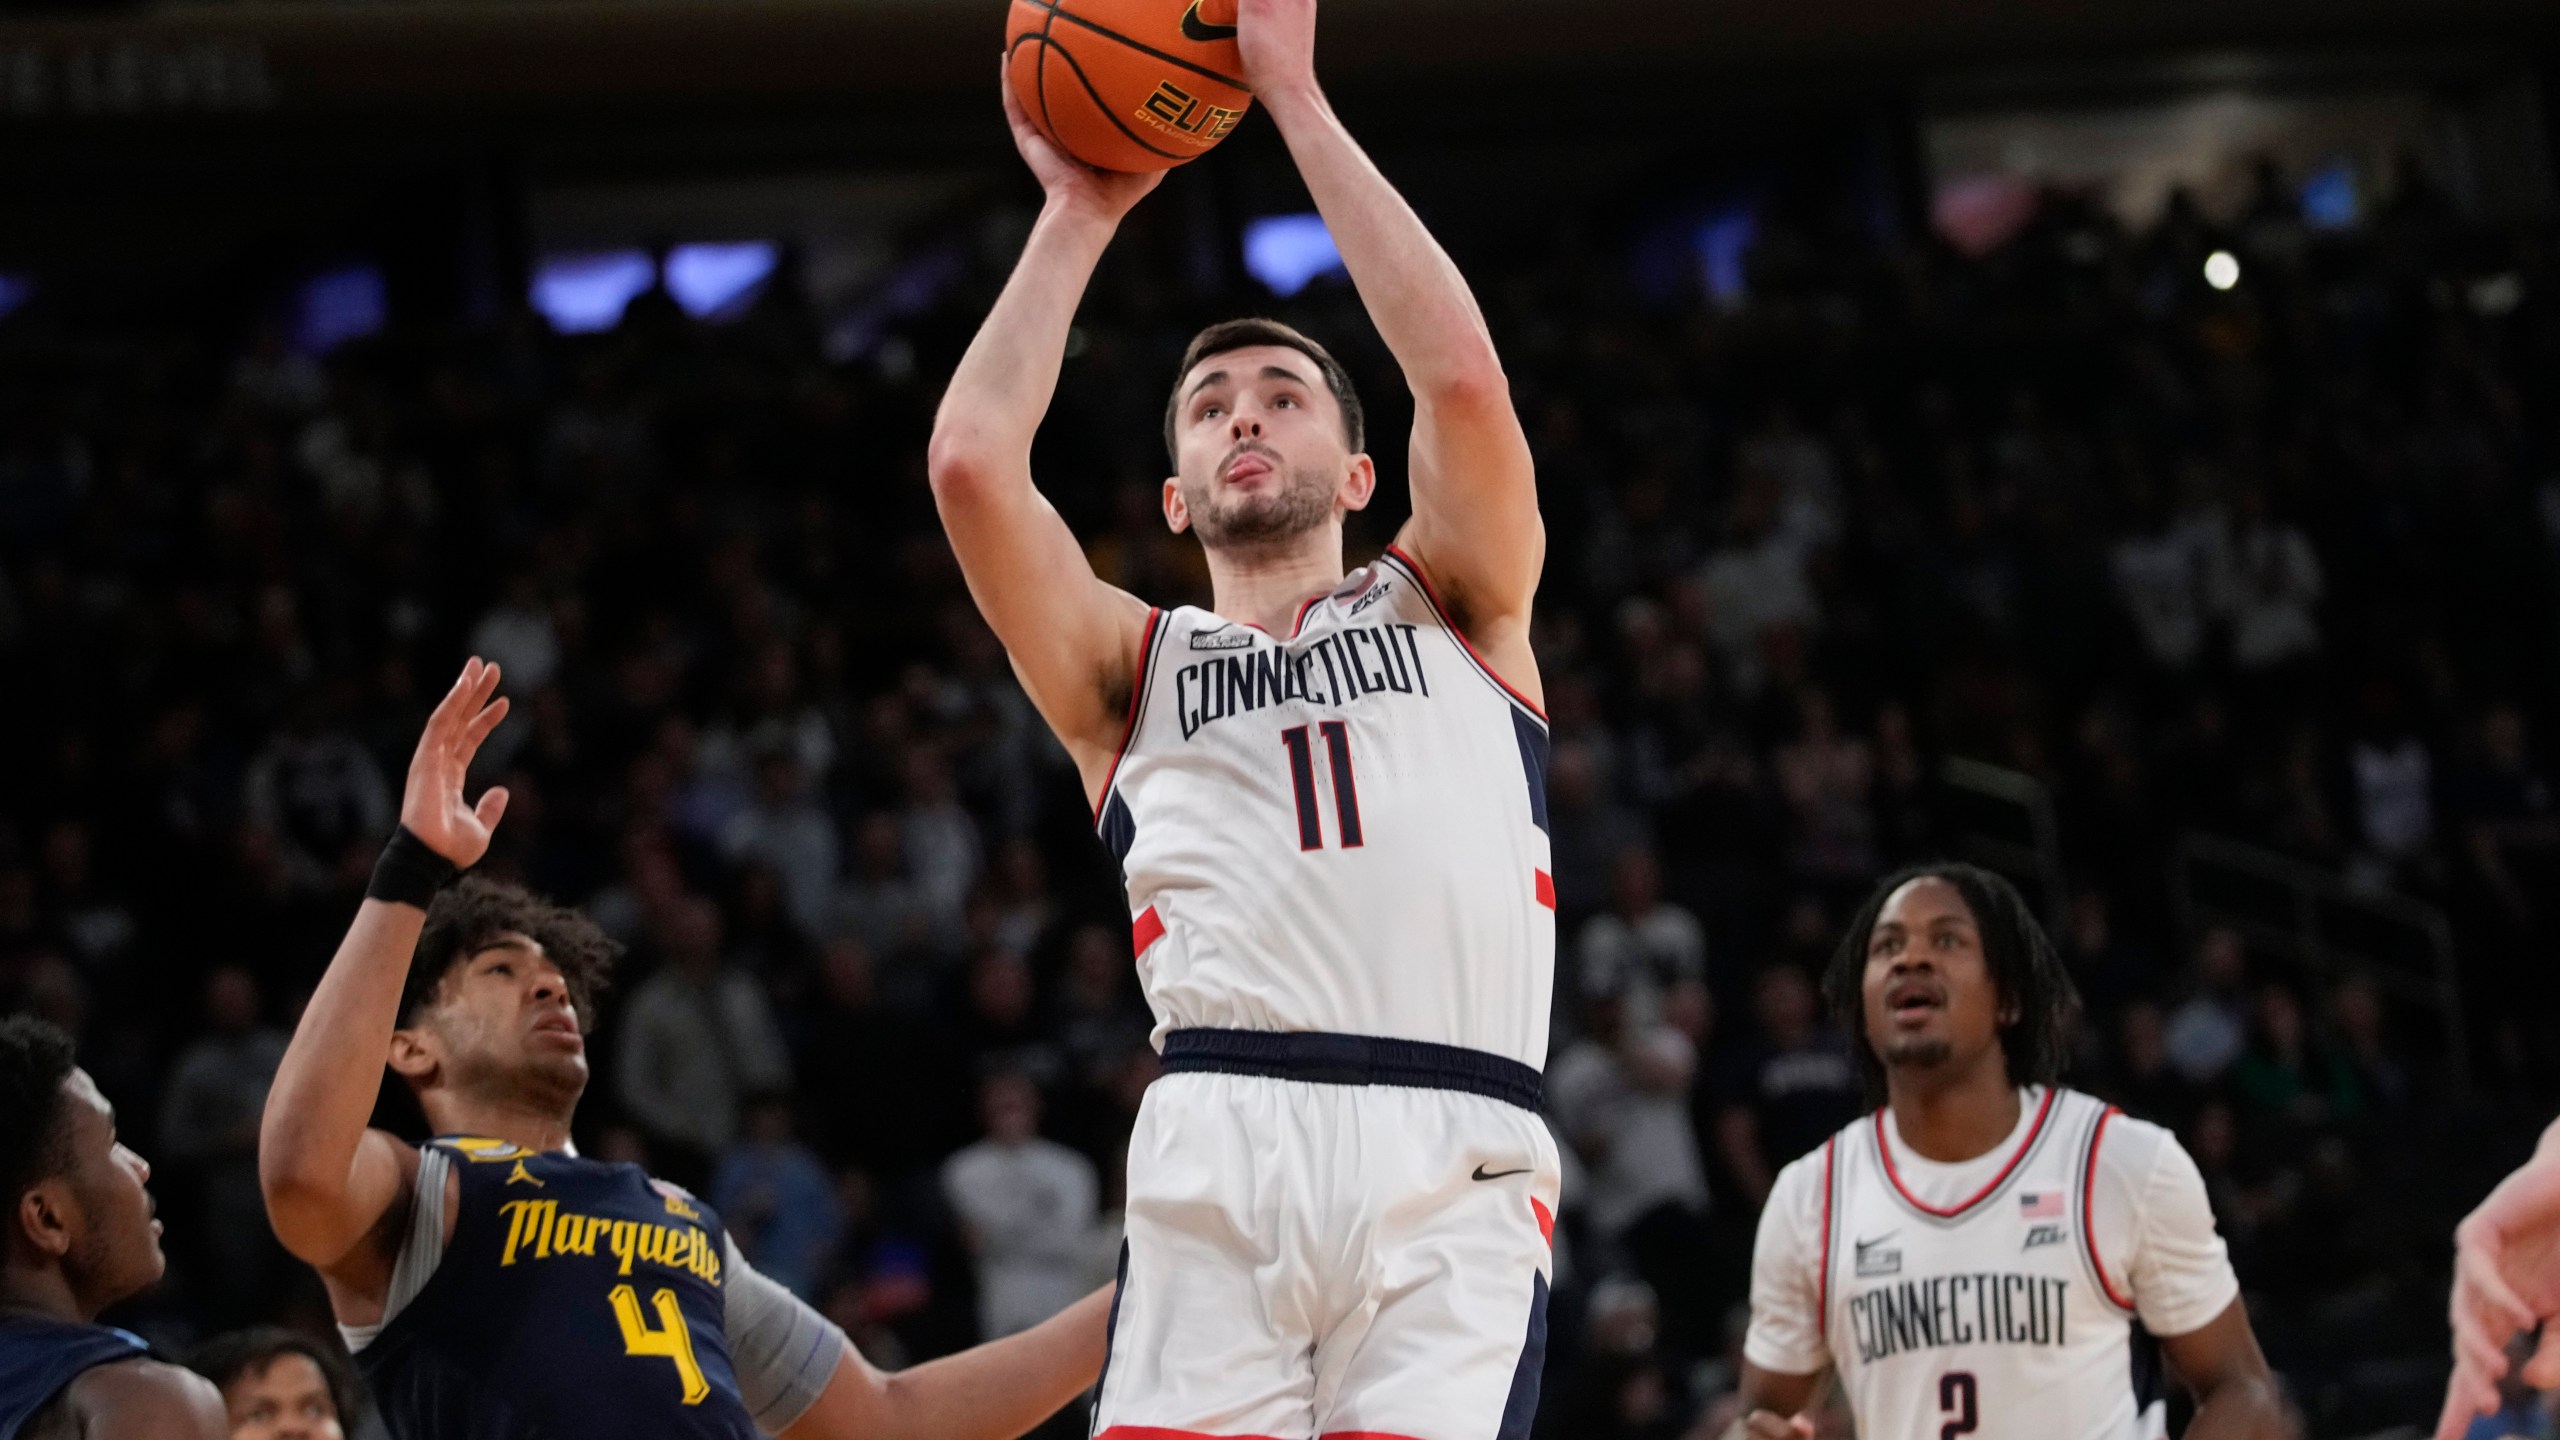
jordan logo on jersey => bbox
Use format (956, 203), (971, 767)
(1174, 623), (1432, 740)
(1847, 1272), (2071, 1364)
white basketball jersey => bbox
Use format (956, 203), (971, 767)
(1097, 547), (1554, 1067)
(1815, 1088), (2165, 1440)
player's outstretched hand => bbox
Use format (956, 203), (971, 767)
(2435, 1143), (2560, 1439)
(401, 657), (512, 870)
(1234, 0), (1317, 103)
(1740, 1411), (1814, 1440)
(999, 60), (1162, 221)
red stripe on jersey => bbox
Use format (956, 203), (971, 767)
(1093, 607), (1166, 824)
(1381, 545), (1547, 720)
(1531, 1196), (1555, 1247)
(1534, 869), (1556, 909)
(1817, 1134), (1836, 1337)
(1131, 906), (1166, 955)
(1875, 1086), (2057, 1219)
(2082, 1106), (2136, 1312)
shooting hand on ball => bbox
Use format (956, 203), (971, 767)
(401, 657), (512, 870)
(1000, 61), (1162, 221)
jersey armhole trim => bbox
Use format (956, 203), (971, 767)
(1379, 544), (1547, 722)
(1816, 1133), (1838, 1345)
(2081, 1105), (2138, 1314)
(1092, 606), (1167, 825)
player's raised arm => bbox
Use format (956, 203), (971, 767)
(1237, 0), (1542, 684)
(927, 73), (1161, 783)
(258, 658), (511, 1272)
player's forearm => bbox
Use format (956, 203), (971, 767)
(259, 899), (420, 1242)
(929, 203), (1120, 474)
(875, 1286), (1112, 1440)
(2182, 1374), (2285, 1440)
(1258, 81), (1502, 400)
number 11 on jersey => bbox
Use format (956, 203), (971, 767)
(1281, 722), (1363, 851)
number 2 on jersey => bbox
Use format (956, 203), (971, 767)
(1281, 723), (1363, 850)
(610, 1283), (710, 1404)
(1939, 1371), (1978, 1440)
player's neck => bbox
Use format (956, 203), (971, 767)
(425, 1093), (576, 1155)
(0, 1263), (90, 1325)
(1204, 535), (1344, 636)
(1884, 1058), (2025, 1164)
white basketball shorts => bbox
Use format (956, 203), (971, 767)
(1090, 1029), (1560, 1440)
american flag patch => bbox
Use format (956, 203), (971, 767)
(2019, 1188), (2066, 1219)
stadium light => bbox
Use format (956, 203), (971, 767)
(531, 250), (655, 334)
(296, 265), (388, 354)
(2203, 250), (2240, 291)
(1244, 213), (1345, 298)
(665, 241), (778, 320)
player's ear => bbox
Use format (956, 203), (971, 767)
(1162, 476), (1191, 534)
(1340, 453), (1376, 512)
(387, 1023), (440, 1085)
(18, 1178), (76, 1260)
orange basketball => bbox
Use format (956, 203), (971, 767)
(1005, 0), (1252, 173)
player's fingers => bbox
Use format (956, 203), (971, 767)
(1741, 1413), (1805, 1440)
(475, 786), (510, 832)
(418, 658), (480, 744)
(2456, 1246), (2538, 1334)
(460, 695), (512, 752)
(2450, 1301), (2514, 1381)
(2523, 1325), (2560, 1389)
(2438, 1368), (2493, 1440)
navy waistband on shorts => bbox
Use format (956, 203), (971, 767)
(1159, 1028), (1543, 1111)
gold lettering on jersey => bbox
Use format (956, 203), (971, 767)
(499, 1198), (721, 1283)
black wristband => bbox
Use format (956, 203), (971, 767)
(368, 826), (461, 910)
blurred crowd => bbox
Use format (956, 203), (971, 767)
(0, 150), (2555, 1438)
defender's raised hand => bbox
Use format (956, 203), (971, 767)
(402, 658), (512, 869)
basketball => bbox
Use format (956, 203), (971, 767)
(1005, 0), (1251, 172)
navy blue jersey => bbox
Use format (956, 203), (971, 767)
(358, 1138), (758, 1440)
(0, 1315), (147, 1440)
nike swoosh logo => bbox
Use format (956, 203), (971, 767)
(1472, 1164), (1532, 1182)
(1180, 2), (1238, 42)
(1855, 1233), (1895, 1254)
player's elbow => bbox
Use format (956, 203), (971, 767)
(1418, 353), (1513, 416)
(925, 427), (1003, 503)
(258, 1170), (354, 1265)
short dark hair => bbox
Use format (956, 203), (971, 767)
(188, 1327), (360, 1425)
(402, 877), (619, 1031)
(1822, 862), (2079, 1105)
(1163, 317), (1365, 462)
(0, 1015), (77, 1211)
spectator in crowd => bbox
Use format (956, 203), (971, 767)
(615, 894), (791, 1183)
(940, 1072), (1098, 1340)
(158, 966), (291, 1322)
(712, 1094), (845, 1301)
(238, 688), (396, 898)
(796, 937), (975, 1175)
(716, 746), (839, 941)
(2165, 927), (2252, 1086)
(1710, 964), (1860, 1210)
(1576, 845), (1707, 1030)
(187, 1327), (362, 1440)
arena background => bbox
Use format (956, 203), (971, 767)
(0, 0), (2557, 1434)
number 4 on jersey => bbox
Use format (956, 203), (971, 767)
(611, 1283), (710, 1404)
(1281, 722), (1363, 850)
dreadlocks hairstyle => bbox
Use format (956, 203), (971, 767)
(188, 1326), (362, 1428)
(401, 876), (620, 1031)
(0, 1014), (78, 1212)
(1163, 317), (1366, 463)
(1822, 862), (2080, 1106)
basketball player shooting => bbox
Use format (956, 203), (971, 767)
(930, 0), (1558, 1435)
(257, 659), (1113, 1440)
(1725, 866), (2281, 1440)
